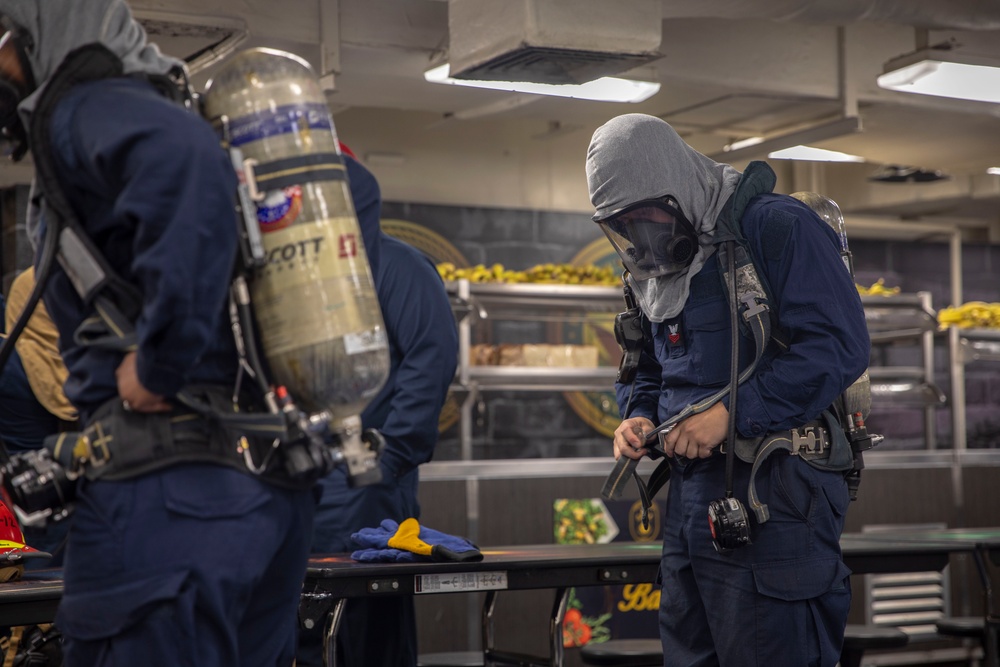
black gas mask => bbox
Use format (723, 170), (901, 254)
(0, 23), (35, 162)
(594, 196), (699, 281)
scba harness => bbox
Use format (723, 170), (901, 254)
(602, 163), (878, 543)
(19, 44), (373, 496)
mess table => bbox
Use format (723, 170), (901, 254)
(2, 530), (997, 667)
(0, 577), (62, 628)
(300, 535), (979, 667)
(841, 527), (1000, 667)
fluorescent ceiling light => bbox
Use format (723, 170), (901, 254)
(723, 136), (764, 152)
(768, 145), (865, 162)
(707, 116), (862, 162)
(877, 48), (1000, 104)
(988, 167), (1000, 176)
(424, 64), (660, 103)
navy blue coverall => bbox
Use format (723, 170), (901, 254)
(40, 76), (316, 667)
(618, 187), (870, 666)
(298, 156), (459, 666)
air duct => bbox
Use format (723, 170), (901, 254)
(445, 0), (663, 85)
(653, 0), (1000, 30)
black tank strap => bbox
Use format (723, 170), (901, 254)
(29, 44), (143, 343)
(250, 152), (346, 193)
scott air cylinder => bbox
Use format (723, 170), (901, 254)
(201, 48), (390, 427)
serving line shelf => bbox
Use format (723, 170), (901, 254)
(418, 450), (1000, 482)
(862, 293), (938, 341)
(446, 279), (625, 461)
(862, 292), (945, 448)
(447, 285), (949, 453)
(446, 281), (624, 318)
(461, 366), (618, 392)
(949, 326), (1000, 451)
(868, 366), (947, 407)
(955, 328), (1000, 363)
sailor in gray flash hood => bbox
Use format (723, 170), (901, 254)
(0, 0), (182, 240)
(590, 112), (869, 667)
(0, 4), (323, 665)
(586, 113), (742, 322)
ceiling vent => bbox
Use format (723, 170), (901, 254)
(869, 165), (950, 183)
(134, 10), (248, 74)
(446, 0), (663, 85)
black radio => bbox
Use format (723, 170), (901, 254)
(614, 274), (645, 384)
(0, 448), (77, 527)
(614, 307), (644, 384)
(707, 496), (751, 553)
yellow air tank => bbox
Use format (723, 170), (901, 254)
(202, 48), (389, 437)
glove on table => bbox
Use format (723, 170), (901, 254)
(351, 518), (482, 563)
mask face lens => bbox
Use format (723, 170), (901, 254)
(597, 201), (698, 280)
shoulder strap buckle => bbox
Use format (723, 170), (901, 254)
(739, 291), (767, 320)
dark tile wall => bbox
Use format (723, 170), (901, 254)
(384, 201), (607, 269)
(382, 200), (1000, 455)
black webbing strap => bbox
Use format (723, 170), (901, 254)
(632, 455), (672, 525)
(72, 295), (139, 351)
(746, 421), (831, 523)
(45, 392), (292, 484)
(26, 45), (144, 353)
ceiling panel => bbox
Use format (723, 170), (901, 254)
(3, 0), (1000, 225)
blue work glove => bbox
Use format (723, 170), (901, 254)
(351, 519), (399, 549)
(350, 546), (421, 563)
(350, 518), (482, 562)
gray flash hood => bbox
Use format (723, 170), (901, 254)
(0, 0), (184, 246)
(586, 113), (742, 322)
(2, 0), (183, 124)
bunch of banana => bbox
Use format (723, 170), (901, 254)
(856, 278), (901, 296)
(436, 262), (620, 285)
(522, 263), (619, 285)
(937, 302), (1000, 329)
(436, 262), (524, 283)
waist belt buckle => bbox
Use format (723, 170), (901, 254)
(82, 421), (114, 469)
(791, 426), (828, 456)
